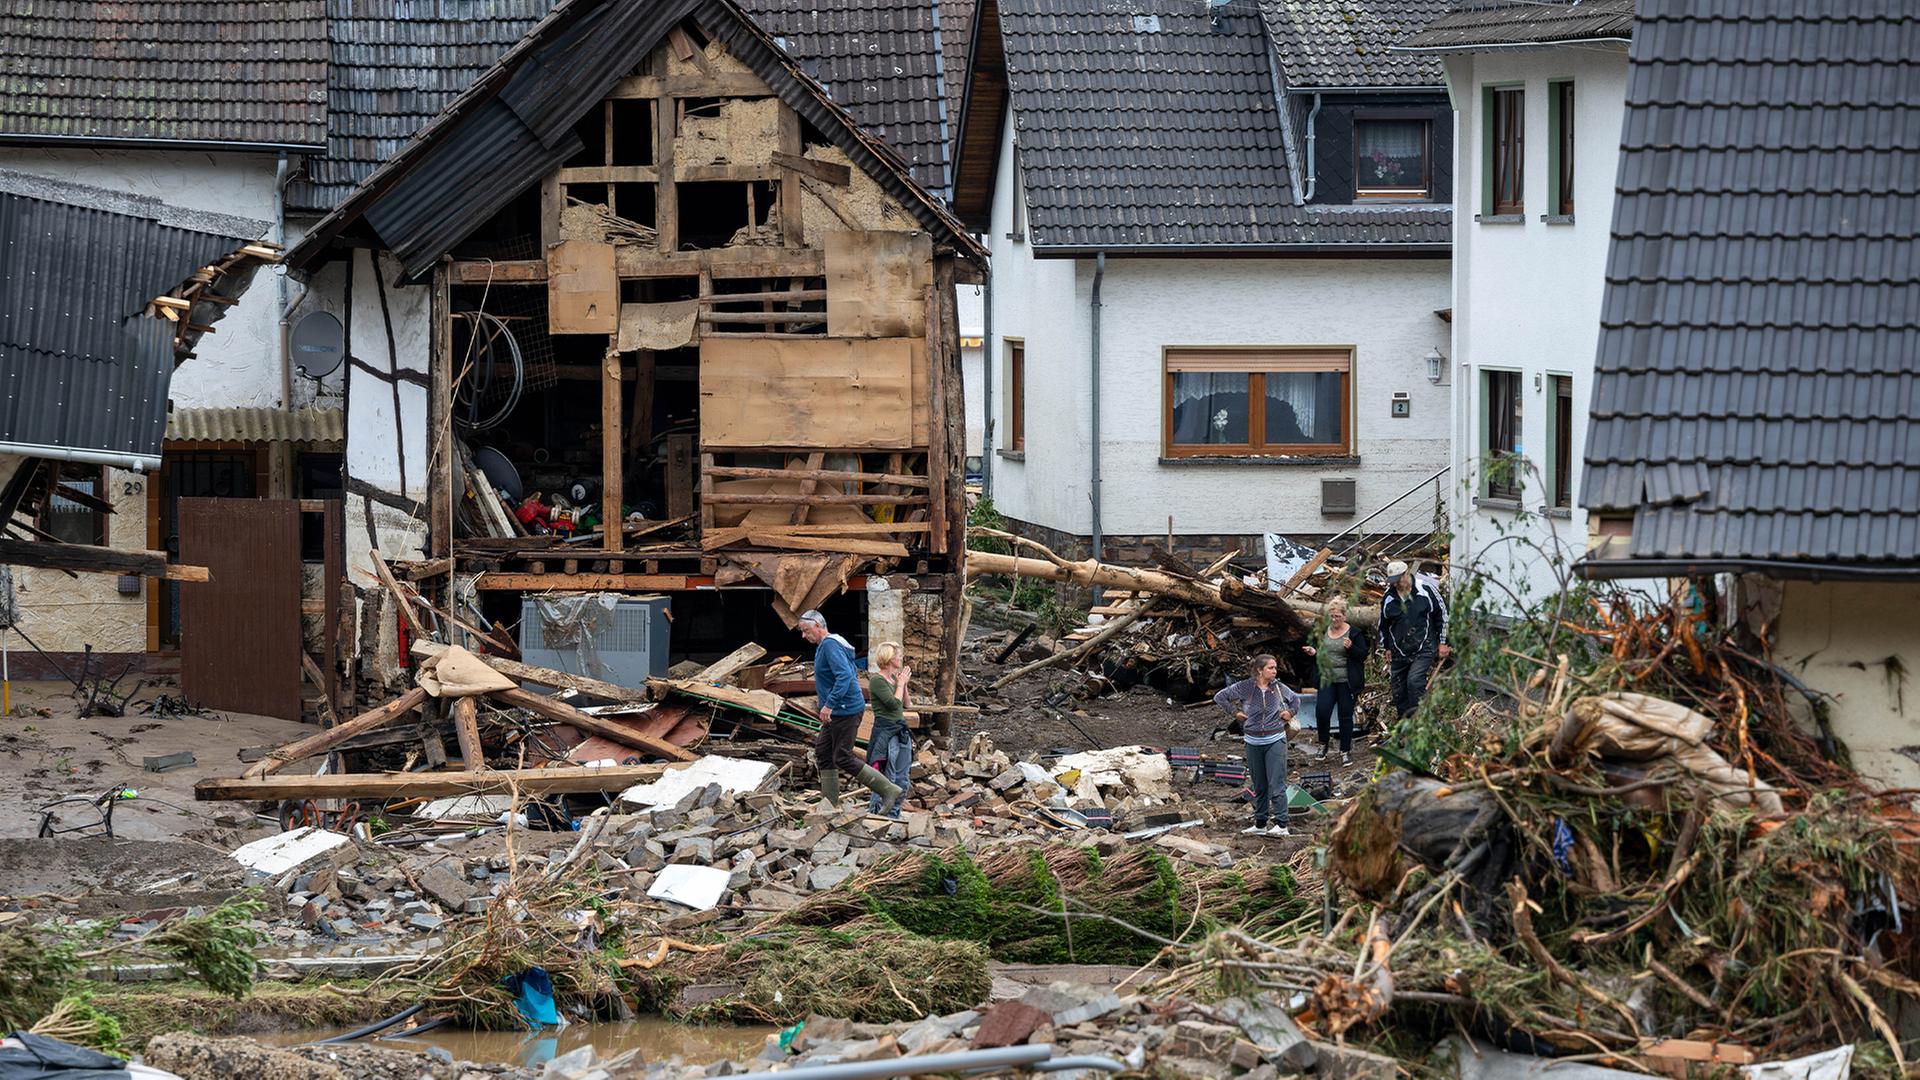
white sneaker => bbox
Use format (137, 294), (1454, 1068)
(1341, 752), (1353, 767)
(1242, 824), (1268, 835)
(1310, 743), (1326, 760)
(1268, 824), (1290, 837)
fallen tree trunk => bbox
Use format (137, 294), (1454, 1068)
(967, 550), (1231, 612)
(196, 763), (668, 801)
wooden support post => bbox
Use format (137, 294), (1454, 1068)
(788, 451), (825, 525)
(452, 696), (484, 768)
(626, 349), (655, 459)
(429, 262), (453, 558)
(776, 104), (805, 244)
(690, 445), (709, 534)
(926, 280), (948, 556)
(321, 500), (342, 716)
(654, 90), (678, 252)
(602, 339), (623, 552)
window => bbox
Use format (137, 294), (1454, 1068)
(1486, 86), (1524, 216)
(1550, 375), (1573, 508)
(1163, 348), (1351, 457)
(1007, 341), (1025, 451)
(1355, 117), (1432, 199)
(1550, 81), (1575, 216)
(1482, 370), (1523, 500)
(40, 463), (108, 546)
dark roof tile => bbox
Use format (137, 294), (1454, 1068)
(1258, 0), (1448, 88)
(1397, 0), (1632, 52)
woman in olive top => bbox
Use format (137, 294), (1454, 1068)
(865, 641), (912, 819)
(1302, 596), (1370, 765)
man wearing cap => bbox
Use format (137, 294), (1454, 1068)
(1380, 560), (1448, 720)
(798, 609), (905, 814)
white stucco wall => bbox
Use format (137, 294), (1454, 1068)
(0, 458), (152, 653)
(982, 109), (1452, 542)
(956, 280), (985, 468)
(1445, 47), (1630, 606)
(1774, 581), (1920, 791)
(1, 147), (295, 411)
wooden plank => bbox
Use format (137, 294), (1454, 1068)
(690, 643), (767, 685)
(706, 465), (928, 488)
(825, 230), (932, 338)
(744, 535), (910, 557)
(557, 165), (659, 184)
(601, 340), (624, 552)
(695, 289), (826, 305)
(413, 639), (650, 703)
(494, 686), (697, 762)
(451, 696), (484, 768)
(245, 687), (429, 778)
(1275, 547), (1332, 597)
(197, 763), (669, 802)
(702, 521), (930, 548)
(654, 89), (677, 253)
(675, 163), (780, 184)
(698, 338), (915, 449)
(769, 151), (851, 186)
(613, 247), (824, 280)
(547, 240), (619, 333)
(926, 280), (947, 556)
(0, 539), (208, 581)
(428, 264), (453, 558)
(788, 451), (825, 526)
(697, 311), (824, 325)
(705, 493), (927, 506)
(473, 573), (694, 591)
(453, 260), (547, 283)
(671, 437), (697, 524)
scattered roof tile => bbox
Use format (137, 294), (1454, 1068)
(0, 1), (329, 149)
(1581, 0), (1920, 568)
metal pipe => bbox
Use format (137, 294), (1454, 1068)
(1089, 252), (1106, 569)
(0, 443), (159, 472)
(1302, 92), (1324, 201)
(728, 1042), (1053, 1079)
(0, 131), (326, 154)
(1033, 1055), (1127, 1073)
(275, 152), (293, 408)
(981, 245), (994, 494)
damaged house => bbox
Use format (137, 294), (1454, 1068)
(286, 0), (987, 709)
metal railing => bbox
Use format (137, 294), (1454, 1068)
(1324, 464), (1449, 568)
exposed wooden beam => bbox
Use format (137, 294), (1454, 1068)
(244, 687), (429, 778)
(0, 539), (208, 581)
(770, 151), (851, 187)
(704, 465), (929, 488)
(473, 573), (696, 591)
(705, 493), (928, 507)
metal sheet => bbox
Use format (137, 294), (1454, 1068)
(180, 498), (304, 722)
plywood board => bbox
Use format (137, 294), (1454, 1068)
(699, 338), (914, 448)
(547, 239), (618, 333)
(825, 230), (932, 338)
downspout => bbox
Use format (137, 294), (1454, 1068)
(981, 253), (995, 495)
(1302, 92), (1324, 201)
(274, 152), (293, 408)
(1089, 253), (1106, 567)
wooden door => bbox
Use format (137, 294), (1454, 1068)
(179, 497), (302, 720)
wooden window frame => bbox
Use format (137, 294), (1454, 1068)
(1549, 81), (1575, 217)
(1480, 368), (1523, 500)
(1353, 110), (1434, 201)
(1161, 347), (1354, 459)
(1007, 339), (1026, 451)
(39, 462), (108, 546)
(1549, 374), (1574, 508)
(1484, 85), (1525, 217)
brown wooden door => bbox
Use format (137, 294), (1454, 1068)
(179, 497), (302, 720)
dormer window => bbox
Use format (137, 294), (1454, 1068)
(1354, 114), (1432, 200)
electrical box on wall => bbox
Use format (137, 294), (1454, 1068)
(1391, 392), (1411, 418)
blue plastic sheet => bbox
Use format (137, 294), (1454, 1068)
(503, 967), (561, 1026)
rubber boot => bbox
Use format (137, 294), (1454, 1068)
(819, 767), (840, 805)
(855, 765), (904, 816)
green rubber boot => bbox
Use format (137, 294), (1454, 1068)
(855, 765), (904, 816)
(819, 767), (840, 805)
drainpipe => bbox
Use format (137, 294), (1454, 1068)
(1089, 253), (1106, 567)
(1302, 92), (1324, 201)
(274, 152), (293, 408)
(981, 254), (995, 495)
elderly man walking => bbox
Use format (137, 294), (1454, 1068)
(798, 609), (904, 814)
(1381, 560), (1448, 721)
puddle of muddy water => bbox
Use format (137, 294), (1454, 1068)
(265, 1018), (776, 1069)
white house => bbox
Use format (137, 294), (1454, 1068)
(1397, 0), (1633, 606)
(951, 0), (1454, 562)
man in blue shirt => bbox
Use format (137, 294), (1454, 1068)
(799, 609), (904, 813)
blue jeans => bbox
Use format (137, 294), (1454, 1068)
(866, 723), (911, 817)
(1244, 739), (1287, 826)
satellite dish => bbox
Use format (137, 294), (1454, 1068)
(290, 310), (345, 379)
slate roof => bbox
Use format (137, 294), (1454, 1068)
(742, 0), (951, 197)
(1396, 0), (1633, 52)
(290, 0), (957, 213)
(939, 0), (975, 164)
(1259, 0), (1448, 88)
(0, 1), (328, 150)
(1580, 0), (1920, 572)
(994, 0), (1449, 251)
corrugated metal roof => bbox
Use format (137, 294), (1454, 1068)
(290, 0), (985, 276)
(1259, 0), (1448, 87)
(1396, 0), (1633, 52)
(992, 0), (1452, 251)
(0, 191), (254, 469)
(1580, 0), (1920, 568)
(0, 0), (329, 149)
(166, 406), (345, 445)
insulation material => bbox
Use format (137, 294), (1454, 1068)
(678, 97), (781, 167)
(561, 200), (657, 246)
(698, 338), (914, 448)
(619, 301), (699, 351)
(618, 754), (776, 809)
(798, 146), (912, 248)
(546, 239), (618, 333)
(825, 230), (932, 338)
(416, 644), (517, 697)
(648, 863), (732, 911)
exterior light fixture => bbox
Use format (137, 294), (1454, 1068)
(1425, 347), (1445, 384)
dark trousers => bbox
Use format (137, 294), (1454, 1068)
(814, 710), (867, 777)
(1389, 650), (1437, 719)
(1316, 681), (1357, 753)
(1244, 740), (1287, 825)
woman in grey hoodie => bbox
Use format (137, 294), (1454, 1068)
(1213, 654), (1300, 837)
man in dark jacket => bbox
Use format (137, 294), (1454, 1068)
(1381, 560), (1445, 720)
(800, 609), (903, 813)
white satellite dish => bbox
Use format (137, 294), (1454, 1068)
(291, 310), (345, 379)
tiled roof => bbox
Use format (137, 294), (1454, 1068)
(290, 0), (956, 213)
(939, 0), (975, 165)
(0, 1), (328, 149)
(743, 0), (950, 197)
(1258, 0), (1448, 88)
(1396, 0), (1632, 52)
(997, 0), (1448, 251)
(1581, 0), (1920, 568)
